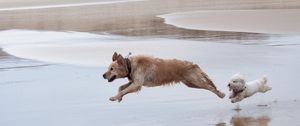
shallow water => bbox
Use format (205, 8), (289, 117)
(0, 30), (300, 126)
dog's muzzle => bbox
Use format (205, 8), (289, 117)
(108, 75), (117, 82)
(228, 83), (232, 91)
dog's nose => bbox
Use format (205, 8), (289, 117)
(102, 74), (106, 79)
(228, 84), (231, 87)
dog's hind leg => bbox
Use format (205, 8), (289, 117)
(183, 71), (225, 98)
(205, 84), (226, 98)
(200, 72), (225, 98)
(183, 80), (225, 98)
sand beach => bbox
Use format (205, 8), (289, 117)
(0, 0), (300, 126)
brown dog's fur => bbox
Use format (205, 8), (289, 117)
(103, 52), (225, 102)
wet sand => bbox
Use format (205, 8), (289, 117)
(159, 9), (300, 34)
(1, 0), (300, 126)
(0, 0), (135, 8)
(0, 0), (300, 40)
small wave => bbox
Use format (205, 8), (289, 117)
(0, 29), (124, 47)
(0, 64), (51, 71)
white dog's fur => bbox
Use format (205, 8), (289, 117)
(228, 73), (272, 103)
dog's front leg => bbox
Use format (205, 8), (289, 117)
(118, 82), (132, 92)
(231, 93), (245, 103)
(229, 92), (235, 99)
(116, 82), (132, 102)
(109, 83), (141, 102)
(230, 96), (239, 103)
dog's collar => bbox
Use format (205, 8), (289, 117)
(125, 58), (132, 81)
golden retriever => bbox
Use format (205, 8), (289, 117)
(103, 52), (225, 102)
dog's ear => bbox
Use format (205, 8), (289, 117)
(117, 54), (125, 65)
(241, 79), (246, 84)
(112, 52), (118, 61)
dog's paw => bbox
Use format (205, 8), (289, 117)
(109, 96), (118, 101)
(220, 92), (225, 98)
(231, 99), (236, 103)
(231, 98), (241, 103)
(118, 97), (123, 102)
(109, 96), (123, 102)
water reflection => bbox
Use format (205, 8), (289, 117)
(230, 115), (271, 126)
(216, 112), (271, 126)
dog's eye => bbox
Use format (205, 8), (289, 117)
(110, 68), (113, 71)
(233, 81), (237, 83)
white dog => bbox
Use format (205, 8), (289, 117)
(228, 73), (272, 103)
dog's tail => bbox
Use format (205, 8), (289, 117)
(260, 75), (272, 92)
(261, 76), (268, 85)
